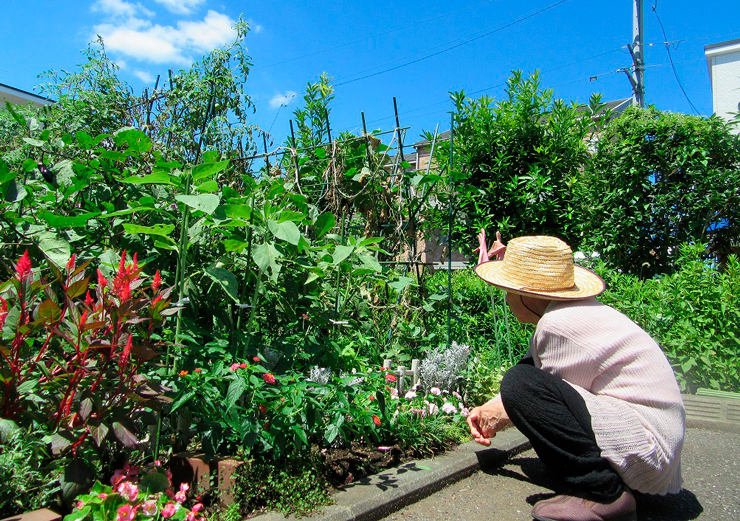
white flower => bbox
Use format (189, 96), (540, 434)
(427, 402), (439, 415)
(404, 390), (417, 400)
(430, 387), (441, 396)
(452, 391), (462, 400)
(460, 407), (469, 417)
(442, 402), (457, 414)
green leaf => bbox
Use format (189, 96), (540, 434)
(314, 212), (335, 237)
(60, 458), (94, 507)
(195, 180), (219, 193)
(175, 194), (221, 215)
(223, 239), (248, 252)
(204, 266), (240, 303)
(215, 204), (252, 220)
(389, 276), (417, 292)
(268, 219), (301, 245)
(358, 254), (382, 273)
(139, 471), (170, 494)
(112, 421), (138, 447)
(5, 101), (26, 126)
(114, 129), (152, 154)
(226, 377), (247, 411)
(332, 245), (354, 265)
(123, 223), (175, 237)
(38, 211), (99, 228)
(38, 299), (62, 323)
(252, 242), (282, 281)
(3, 180), (26, 202)
(121, 172), (179, 186)
(277, 210), (306, 223)
(39, 236), (71, 268)
(192, 160), (229, 180)
(22, 137), (45, 147)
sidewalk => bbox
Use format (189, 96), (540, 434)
(260, 395), (740, 521)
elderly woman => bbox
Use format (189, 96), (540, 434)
(467, 231), (685, 521)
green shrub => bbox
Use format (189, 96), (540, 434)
(579, 107), (740, 278)
(594, 244), (740, 392)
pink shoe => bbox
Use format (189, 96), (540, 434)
(531, 489), (636, 521)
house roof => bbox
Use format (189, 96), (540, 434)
(411, 98), (632, 148)
(0, 83), (54, 107)
(704, 38), (740, 54)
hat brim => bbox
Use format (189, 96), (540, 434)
(474, 260), (605, 301)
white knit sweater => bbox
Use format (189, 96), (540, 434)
(528, 297), (685, 495)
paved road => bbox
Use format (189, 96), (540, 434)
(381, 427), (740, 520)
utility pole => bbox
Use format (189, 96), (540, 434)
(626, 0), (646, 107)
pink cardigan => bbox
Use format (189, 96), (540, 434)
(529, 298), (685, 495)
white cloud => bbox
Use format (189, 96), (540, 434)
(93, 10), (237, 65)
(153, 0), (205, 15)
(133, 70), (155, 83)
(269, 91), (297, 109)
(92, 0), (153, 18)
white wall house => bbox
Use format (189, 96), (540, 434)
(704, 38), (740, 133)
(0, 83), (54, 108)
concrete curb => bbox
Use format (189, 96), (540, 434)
(257, 428), (531, 521)
(258, 394), (739, 520)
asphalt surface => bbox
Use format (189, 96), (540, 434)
(381, 427), (740, 521)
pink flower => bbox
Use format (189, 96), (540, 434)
(110, 469), (127, 486)
(175, 490), (187, 503)
(194, 368), (202, 373)
(76, 500), (85, 510)
(262, 373), (276, 384)
(442, 402), (457, 414)
(452, 391), (463, 400)
(377, 446), (392, 451)
(192, 503), (204, 513)
(162, 502), (177, 519)
(16, 250), (32, 281)
(372, 415), (381, 426)
(187, 513), (197, 521)
(98, 493), (108, 500)
(430, 387), (441, 396)
(142, 500), (158, 517)
(116, 504), (137, 521)
(404, 390), (417, 400)
(229, 363), (241, 371)
(118, 481), (139, 502)
(385, 374), (397, 382)
(460, 407), (470, 417)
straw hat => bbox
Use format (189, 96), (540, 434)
(474, 236), (605, 300)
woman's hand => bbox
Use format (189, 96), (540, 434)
(466, 397), (511, 446)
(473, 229), (506, 264)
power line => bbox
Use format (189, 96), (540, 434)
(252, 0), (569, 107)
(650, 1), (700, 115)
(334, 0), (569, 88)
(252, 0), (502, 71)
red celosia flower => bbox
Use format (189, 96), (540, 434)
(262, 373), (276, 384)
(85, 290), (94, 308)
(385, 374), (397, 382)
(0, 297), (7, 331)
(66, 254), (76, 271)
(152, 270), (162, 292)
(16, 250), (31, 282)
(131, 252), (139, 272)
(79, 311), (88, 326)
(372, 415), (381, 426)
(118, 250), (127, 276)
(97, 269), (108, 289)
(120, 336), (133, 370)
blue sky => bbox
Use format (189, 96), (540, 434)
(2, 0), (739, 147)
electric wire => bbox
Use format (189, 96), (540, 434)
(650, 1), (700, 115)
(252, 0), (502, 71)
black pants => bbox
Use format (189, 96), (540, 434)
(500, 362), (624, 501)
